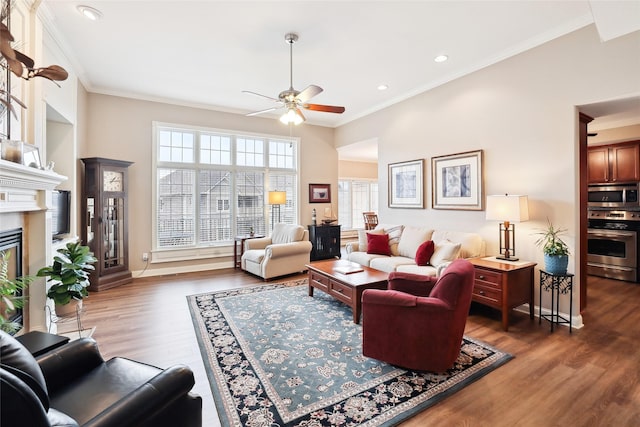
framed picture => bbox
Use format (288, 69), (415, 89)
(309, 183), (331, 203)
(388, 159), (424, 208)
(22, 144), (41, 169)
(431, 150), (483, 210)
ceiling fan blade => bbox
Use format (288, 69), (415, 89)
(296, 85), (323, 103)
(303, 104), (345, 114)
(242, 90), (281, 103)
(246, 106), (280, 117)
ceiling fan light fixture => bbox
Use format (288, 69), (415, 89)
(280, 107), (304, 125)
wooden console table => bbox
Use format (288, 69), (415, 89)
(469, 257), (537, 331)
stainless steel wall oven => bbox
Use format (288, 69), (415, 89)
(587, 210), (640, 282)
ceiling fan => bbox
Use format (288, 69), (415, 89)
(243, 33), (345, 125)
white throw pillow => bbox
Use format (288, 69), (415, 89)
(398, 226), (434, 258)
(430, 240), (462, 266)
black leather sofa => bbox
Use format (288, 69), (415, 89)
(0, 331), (202, 427)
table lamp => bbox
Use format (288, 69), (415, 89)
(485, 194), (529, 261)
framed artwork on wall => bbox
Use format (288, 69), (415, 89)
(431, 150), (484, 210)
(309, 183), (331, 203)
(388, 159), (424, 208)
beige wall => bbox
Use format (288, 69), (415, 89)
(338, 160), (378, 180)
(335, 25), (640, 318)
(588, 124), (640, 145)
(82, 94), (335, 274)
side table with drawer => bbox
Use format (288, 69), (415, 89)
(469, 258), (537, 331)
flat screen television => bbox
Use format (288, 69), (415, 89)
(51, 190), (71, 239)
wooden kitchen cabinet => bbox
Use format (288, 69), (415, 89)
(587, 141), (640, 183)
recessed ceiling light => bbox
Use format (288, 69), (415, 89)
(377, 84), (388, 91)
(77, 5), (102, 21)
(434, 55), (448, 63)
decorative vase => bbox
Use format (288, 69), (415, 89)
(544, 254), (568, 275)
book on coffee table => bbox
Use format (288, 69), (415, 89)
(334, 265), (364, 275)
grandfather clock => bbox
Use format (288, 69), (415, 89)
(81, 157), (133, 291)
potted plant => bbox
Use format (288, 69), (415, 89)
(0, 251), (34, 333)
(37, 242), (97, 316)
(535, 219), (570, 274)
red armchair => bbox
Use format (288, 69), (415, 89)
(361, 258), (475, 372)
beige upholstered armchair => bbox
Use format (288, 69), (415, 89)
(241, 223), (312, 280)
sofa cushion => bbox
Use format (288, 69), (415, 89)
(397, 226), (433, 258)
(367, 233), (391, 255)
(242, 249), (265, 264)
(370, 256), (415, 273)
(271, 224), (304, 244)
(415, 240), (435, 266)
(395, 264), (439, 276)
(348, 251), (388, 267)
(357, 229), (384, 252)
(431, 230), (483, 258)
(430, 240), (462, 266)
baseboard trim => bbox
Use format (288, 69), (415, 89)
(514, 304), (584, 330)
(132, 260), (234, 278)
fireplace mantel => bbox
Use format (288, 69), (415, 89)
(0, 159), (68, 213)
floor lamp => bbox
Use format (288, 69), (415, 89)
(268, 191), (286, 227)
(485, 194), (529, 261)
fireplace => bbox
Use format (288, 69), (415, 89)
(1, 158), (67, 332)
(0, 228), (24, 330)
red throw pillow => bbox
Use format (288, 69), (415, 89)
(366, 233), (391, 255)
(415, 240), (435, 266)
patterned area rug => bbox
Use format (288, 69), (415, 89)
(188, 279), (513, 427)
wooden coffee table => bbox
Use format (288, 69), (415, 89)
(306, 259), (389, 324)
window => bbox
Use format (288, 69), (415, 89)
(153, 123), (298, 256)
(338, 179), (378, 229)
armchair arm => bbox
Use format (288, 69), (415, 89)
(244, 237), (272, 250)
(388, 271), (438, 297)
(265, 241), (312, 259)
(83, 365), (197, 427)
(363, 289), (452, 312)
(345, 242), (359, 254)
(37, 338), (104, 394)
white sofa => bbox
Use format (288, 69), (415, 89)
(345, 224), (485, 276)
(241, 223), (313, 280)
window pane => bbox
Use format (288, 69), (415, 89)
(199, 170), (232, 244)
(159, 129), (195, 163)
(237, 137), (265, 167)
(237, 172), (265, 236)
(269, 174), (296, 230)
(269, 140), (296, 170)
(338, 180), (351, 228)
(157, 168), (195, 247)
(200, 133), (231, 165)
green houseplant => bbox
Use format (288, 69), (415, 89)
(0, 251), (34, 333)
(535, 219), (570, 274)
(37, 242), (97, 316)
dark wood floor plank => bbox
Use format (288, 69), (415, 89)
(79, 270), (640, 426)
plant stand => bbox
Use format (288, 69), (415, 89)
(538, 270), (574, 333)
(45, 302), (94, 340)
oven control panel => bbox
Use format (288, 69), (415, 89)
(588, 210), (640, 222)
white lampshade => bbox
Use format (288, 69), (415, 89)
(268, 191), (286, 205)
(486, 195), (529, 222)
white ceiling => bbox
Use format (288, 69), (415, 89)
(41, 0), (640, 161)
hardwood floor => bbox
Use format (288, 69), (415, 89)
(79, 270), (640, 426)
